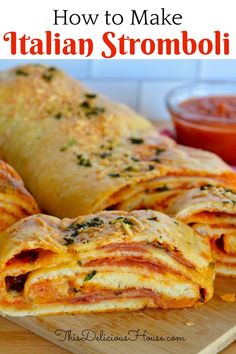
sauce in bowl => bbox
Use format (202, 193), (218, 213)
(180, 96), (236, 118)
(167, 83), (236, 165)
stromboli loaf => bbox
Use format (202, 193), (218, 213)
(0, 64), (235, 219)
(0, 65), (236, 279)
(0, 64), (172, 217)
(0, 210), (214, 316)
(168, 186), (236, 278)
(0, 160), (39, 231)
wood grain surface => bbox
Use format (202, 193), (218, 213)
(1, 317), (234, 354)
(7, 278), (236, 354)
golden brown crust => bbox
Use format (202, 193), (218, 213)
(0, 65), (234, 218)
(0, 210), (214, 316)
(0, 160), (39, 231)
(168, 186), (236, 277)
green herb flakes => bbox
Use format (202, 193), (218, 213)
(155, 185), (170, 192)
(48, 67), (57, 72)
(63, 237), (74, 246)
(131, 156), (140, 162)
(156, 148), (165, 155)
(125, 165), (140, 172)
(85, 107), (105, 117)
(60, 138), (77, 152)
(224, 188), (236, 195)
(109, 217), (133, 226)
(130, 137), (144, 144)
(108, 172), (120, 178)
(147, 217), (158, 221)
(80, 101), (90, 109)
(76, 154), (92, 167)
(15, 69), (29, 76)
(85, 93), (97, 99)
(152, 157), (161, 163)
(54, 112), (63, 120)
(148, 165), (155, 171)
(99, 151), (112, 159)
(84, 270), (97, 282)
(79, 100), (105, 117)
(223, 200), (236, 205)
(68, 218), (104, 236)
(42, 73), (53, 82)
(42, 67), (58, 82)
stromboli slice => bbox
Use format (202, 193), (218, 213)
(0, 210), (214, 316)
(0, 160), (39, 231)
(168, 186), (236, 277)
(113, 176), (229, 212)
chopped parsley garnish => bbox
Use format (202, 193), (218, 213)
(84, 270), (97, 282)
(224, 188), (236, 195)
(80, 101), (90, 109)
(125, 165), (140, 172)
(76, 154), (92, 167)
(131, 156), (140, 162)
(200, 184), (213, 191)
(148, 164), (155, 171)
(156, 185), (170, 192)
(223, 200), (236, 205)
(109, 217), (133, 226)
(15, 69), (29, 76)
(42, 73), (53, 82)
(68, 218), (104, 236)
(130, 137), (144, 144)
(152, 157), (161, 163)
(99, 151), (112, 159)
(63, 237), (74, 246)
(147, 217), (159, 221)
(85, 107), (105, 117)
(120, 217), (133, 225)
(48, 67), (57, 72)
(60, 138), (77, 152)
(85, 93), (97, 99)
(125, 166), (133, 172)
(79, 100), (105, 117)
(108, 172), (120, 178)
(54, 112), (63, 120)
(41, 67), (57, 81)
(156, 148), (166, 155)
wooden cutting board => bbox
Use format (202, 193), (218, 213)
(8, 277), (236, 354)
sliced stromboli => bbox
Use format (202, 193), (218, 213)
(0, 65), (235, 218)
(112, 176), (231, 212)
(168, 186), (236, 277)
(0, 160), (39, 231)
(0, 210), (214, 316)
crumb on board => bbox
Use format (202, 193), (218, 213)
(220, 293), (235, 302)
(185, 321), (194, 326)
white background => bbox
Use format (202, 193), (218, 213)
(0, 0), (235, 59)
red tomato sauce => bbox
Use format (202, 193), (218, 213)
(173, 96), (236, 165)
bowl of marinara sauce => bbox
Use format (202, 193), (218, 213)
(166, 82), (236, 165)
